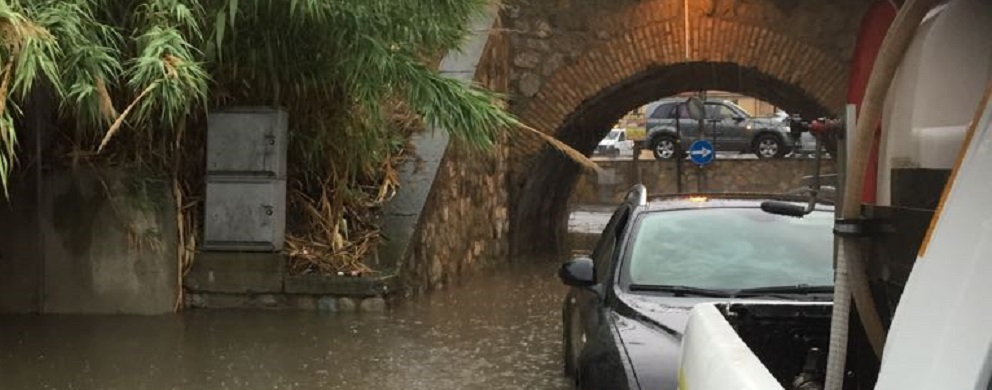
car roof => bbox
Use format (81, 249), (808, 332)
(622, 188), (835, 214)
(648, 97), (734, 105)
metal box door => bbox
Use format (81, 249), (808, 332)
(203, 178), (287, 251)
(206, 107), (288, 178)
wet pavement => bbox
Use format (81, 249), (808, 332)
(0, 213), (610, 390)
(568, 205), (616, 234)
(0, 260), (571, 390)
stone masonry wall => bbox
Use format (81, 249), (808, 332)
(400, 12), (512, 294)
(403, 142), (510, 293)
(571, 158), (836, 206)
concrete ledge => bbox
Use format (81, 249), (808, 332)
(284, 274), (397, 297)
(183, 251), (397, 311)
(184, 252), (284, 294)
(185, 293), (388, 313)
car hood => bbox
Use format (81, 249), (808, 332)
(618, 294), (713, 335)
(612, 294), (721, 390)
(612, 293), (828, 390)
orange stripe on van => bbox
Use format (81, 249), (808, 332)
(917, 83), (992, 259)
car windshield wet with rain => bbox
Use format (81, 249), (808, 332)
(623, 208), (835, 291)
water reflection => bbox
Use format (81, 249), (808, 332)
(0, 260), (570, 390)
(0, 210), (609, 390)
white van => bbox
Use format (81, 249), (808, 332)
(595, 128), (635, 156)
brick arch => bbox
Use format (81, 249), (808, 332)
(508, 19), (850, 255)
(516, 19), (847, 136)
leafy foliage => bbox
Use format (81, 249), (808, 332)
(0, 0), (520, 274)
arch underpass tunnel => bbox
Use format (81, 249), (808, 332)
(501, 0), (871, 255)
(509, 62), (833, 255)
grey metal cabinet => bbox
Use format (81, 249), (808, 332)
(203, 178), (286, 251)
(206, 107), (288, 178)
(203, 107), (288, 252)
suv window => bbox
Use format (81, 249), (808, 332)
(649, 103), (676, 119)
(705, 103), (737, 120)
(590, 206), (631, 283)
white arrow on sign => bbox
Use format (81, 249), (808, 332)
(690, 149), (712, 157)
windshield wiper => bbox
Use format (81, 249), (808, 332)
(628, 284), (734, 298)
(732, 284), (833, 298)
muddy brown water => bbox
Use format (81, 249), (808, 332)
(0, 259), (575, 390)
(0, 210), (609, 390)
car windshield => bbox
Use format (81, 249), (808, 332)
(624, 207), (834, 290)
(605, 130), (621, 140)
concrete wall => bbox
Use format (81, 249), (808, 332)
(0, 172), (43, 312)
(0, 169), (178, 314)
(570, 158), (834, 206)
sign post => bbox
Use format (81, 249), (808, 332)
(676, 97), (707, 194)
(689, 140), (715, 192)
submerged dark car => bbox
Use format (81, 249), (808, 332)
(559, 187), (835, 390)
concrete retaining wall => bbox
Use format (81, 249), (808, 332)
(0, 169), (178, 314)
(571, 158), (835, 205)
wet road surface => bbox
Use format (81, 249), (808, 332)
(568, 205), (616, 234)
(0, 212), (609, 390)
(0, 260), (573, 390)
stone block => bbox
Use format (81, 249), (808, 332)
(189, 293), (250, 309)
(514, 52), (541, 68)
(519, 73), (542, 97)
(292, 295), (317, 311)
(317, 296), (338, 313)
(359, 297), (387, 313)
(337, 297), (358, 312)
(255, 294), (279, 308)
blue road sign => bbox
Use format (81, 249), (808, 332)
(688, 140), (715, 166)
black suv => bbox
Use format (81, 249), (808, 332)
(642, 98), (800, 160)
(559, 186), (835, 389)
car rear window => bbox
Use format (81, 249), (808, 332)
(624, 208), (834, 290)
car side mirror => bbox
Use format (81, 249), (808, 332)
(559, 257), (596, 288)
(734, 116), (745, 122)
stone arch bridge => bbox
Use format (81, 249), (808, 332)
(387, 0), (878, 290)
(504, 0), (870, 254)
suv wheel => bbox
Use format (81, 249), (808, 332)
(754, 134), (785, 159)
(651, 135), (678, 160)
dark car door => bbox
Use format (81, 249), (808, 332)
(574, 205), (633, 389)
(704, 102), (748, 151)
(649, 103), (700, 139)
(671, 104), (702, 143)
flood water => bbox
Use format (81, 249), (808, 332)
(0, 259), (574, 390)
(0, 210), (609, 390)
